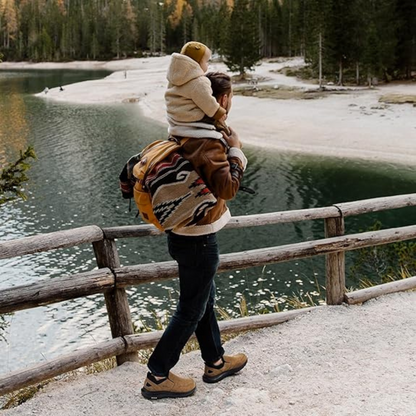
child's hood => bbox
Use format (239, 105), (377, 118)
(167, 53), (205, 87)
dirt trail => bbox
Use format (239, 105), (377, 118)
(2, 291), (416, 416)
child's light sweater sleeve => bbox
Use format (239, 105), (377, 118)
(190, 77), (226, 120)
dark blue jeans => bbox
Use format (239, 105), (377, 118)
(148, 232), (225, 377)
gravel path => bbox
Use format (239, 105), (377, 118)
(2, 291), (416, 416)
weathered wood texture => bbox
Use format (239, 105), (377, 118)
(0, 269), (114, 314)
(115, 225), (416, 288)
(93, 239), (138, 364)
(103, 224), (162, 239)
(115, 261), (177, 286)
(336, 193), (416, 217)
(102, 194), (416, 240)
(102, 208), (341, 239)
(325, 216), (346, 305)
(3, 225), (416, 314)
(0, 338), (126, 396)
(0, 307), (316, 396)
(0, 226), (103, 260)
(225, 208), (340, 228)
(345, 276), (416, 305)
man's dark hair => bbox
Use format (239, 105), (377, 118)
(206, 72), (232, 99)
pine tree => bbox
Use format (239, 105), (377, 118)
(191, 0), (230, 53)
(302, 0), (332, 84)
(291, 0), (306, 57)
(214, 0), (231, 53)
(280, 0), (294, 56)
(0, 0), (410, 72)
(0, 146), (36, 205)
(223, 0), (262, 78)
(358, 0), (398, 85)
(122, 0), (137, 55)
(324, 0), (358, 85)
(2, 0), (18, 50)
(45, 0), (66, 60)
(395, 0), (415, 78)
(253, 0), (283, 58)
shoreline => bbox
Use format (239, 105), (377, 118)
(2, 57), (416, 166)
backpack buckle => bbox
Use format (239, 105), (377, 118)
(169, 136), (182, 145)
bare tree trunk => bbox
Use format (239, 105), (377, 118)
(338, 60), (343, 86)
(318, 32), (323, 89)
(159, 3), (165, 54)
(356, 62), (360, 85)
(288, 0), (292, 57)
(367, 70), (373, 88)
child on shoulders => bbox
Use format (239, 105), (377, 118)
(165, 41), (228, 138)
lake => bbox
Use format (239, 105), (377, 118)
(1, 68), (416, 374)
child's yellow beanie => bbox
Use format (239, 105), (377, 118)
(180, 41), (207, 64)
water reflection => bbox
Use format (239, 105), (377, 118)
(0, 91), (29, 162)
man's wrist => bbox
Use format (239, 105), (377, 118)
(230, 161), (244, 181)
(228, 147), (248, 171)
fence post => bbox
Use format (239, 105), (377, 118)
(93, 238), (139, 365)
(324, 215), (346, 305)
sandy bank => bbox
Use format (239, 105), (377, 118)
(2, 56), (415, 165)
(2, 291), (416, 416)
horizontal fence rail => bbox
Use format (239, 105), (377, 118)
(1, 193), (416, 256)
(0, 269), (114, 314)
(2, 193), (416, 395)
(3, 225), (416, 315)
(0, 226), (103, 260)
(345, 275), (416, 305)
(114, 225), (416, 287)
(334, 193), (416, 217)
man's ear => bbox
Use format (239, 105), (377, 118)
(219, 94), (228, 110)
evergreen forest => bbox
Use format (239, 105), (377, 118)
(0, 0), (415, 83)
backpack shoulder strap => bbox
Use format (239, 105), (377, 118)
(133, 139), (183, 183)
(218, 136), (230, 153)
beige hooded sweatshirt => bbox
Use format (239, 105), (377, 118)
(165, 53), (226, 126)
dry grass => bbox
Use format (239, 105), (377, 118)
(233, 84), (352, 100)
(379, 94), (416, 105)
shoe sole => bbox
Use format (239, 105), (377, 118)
(141, 386), (196, 400)
(202, 360), (248, 384)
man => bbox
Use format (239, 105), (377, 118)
(142, 72), (248, 400)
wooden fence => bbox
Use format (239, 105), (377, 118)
(1, 193), (416, 396)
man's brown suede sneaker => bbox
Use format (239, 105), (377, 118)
(141, 372), (196, 400)
(203, 353), (248, 383)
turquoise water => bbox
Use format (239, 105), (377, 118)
(1, 69), (416, 373)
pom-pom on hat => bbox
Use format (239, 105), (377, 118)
(180, 41), (207, 64)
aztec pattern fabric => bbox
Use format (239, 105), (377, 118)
(145, 151), (217, 231)
(119, 153), (141, 199)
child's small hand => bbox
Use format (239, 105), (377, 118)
(214, 115), (229, 134)
(219, 113), (228, 123)
(222, 127), (242, 149)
